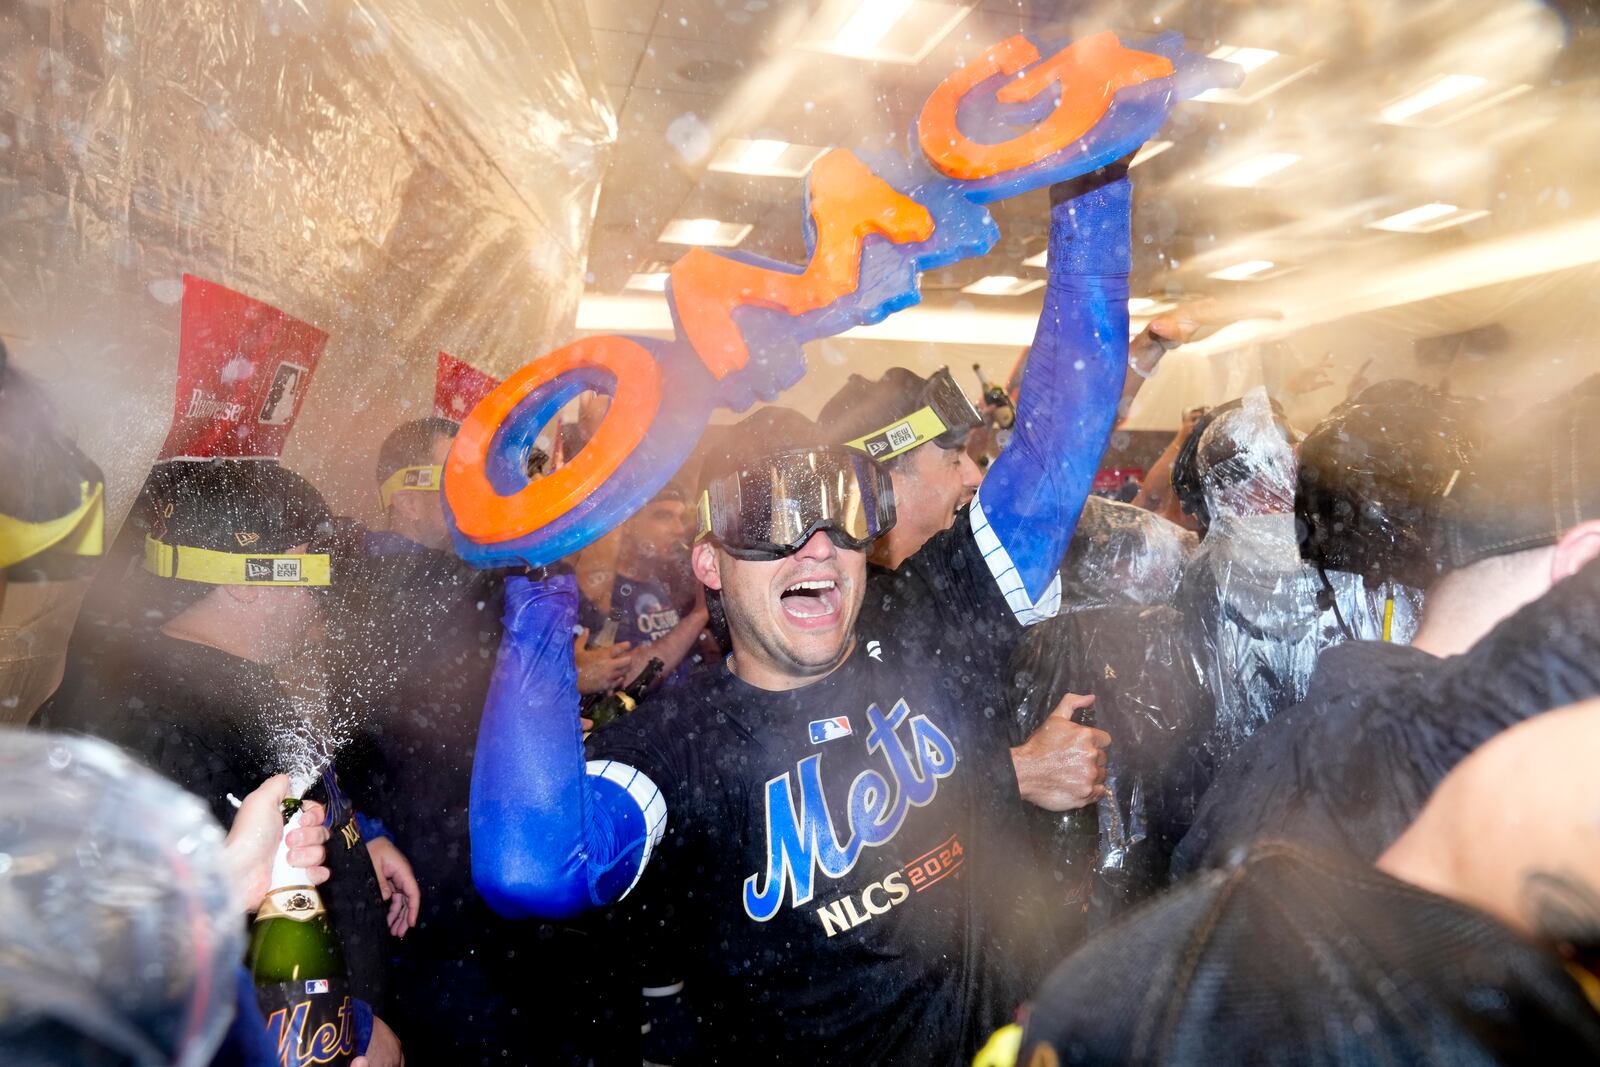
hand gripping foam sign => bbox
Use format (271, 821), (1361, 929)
(444, 31), (1241, 570)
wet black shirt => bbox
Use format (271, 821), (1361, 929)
(36, 623), (391, 1008)
(1174, 556), (1600, 874)
(586, 513), (1039, 1066)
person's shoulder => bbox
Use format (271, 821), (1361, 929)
(587, 670), (738, 763)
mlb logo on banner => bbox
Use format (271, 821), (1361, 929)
(808, 717), (852, 744)
(304, 979), (330, 994)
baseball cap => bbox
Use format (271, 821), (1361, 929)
(1296, 381), (1478, 589)
(0, 342), (106, 572)
(140, 459), (335, 586)
(1019, 843), (1600, 1066)
(818, 367), (980, 462)
(1444, 374), (1600, 570)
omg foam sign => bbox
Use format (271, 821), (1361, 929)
(444, 31), (1235, 569)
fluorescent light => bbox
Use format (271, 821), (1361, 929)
(1206, 152), (1301, 188)
(1208, 45), (1279, 73)
(835, 0), (914, 53)
(625, 272), (670, 292)
(707, 138), (827, 178)
(1194, 48), (1321, 105)
(1380, 74), (1485, 124)
(1367, 202), (1490, 234)
(1128, 297), (1177, 315)
(575, 294), (1042, 347)
(1021, 249), (1047, 269)
(962, 275), (1045, 296)
(804, 0), (971, 64)
(1130, 140), (1173, 168)
(1207, 260), (1277, 281)
(658, 217), (752, 247)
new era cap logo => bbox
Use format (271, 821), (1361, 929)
(884, 421), (917, 452)
(245, 558), (303, 582)
(808, 716), (852, 744)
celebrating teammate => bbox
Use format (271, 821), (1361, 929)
(469, 165), (1140, 1064)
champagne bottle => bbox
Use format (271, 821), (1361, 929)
(973, 363), (1015, 430)
(588, 655), (666, 728)
(249, 798), (356, 1066)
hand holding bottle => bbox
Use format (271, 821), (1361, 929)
(224, 773), (329, 914)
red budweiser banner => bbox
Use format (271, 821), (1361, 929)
(434, 352), (501, 422)
(158, 275), (328, 460)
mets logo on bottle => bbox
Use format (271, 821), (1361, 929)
(743, 699), (957, 922)
(263, 993), (356, 1067)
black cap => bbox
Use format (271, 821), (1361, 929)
(1445, 374), (1600, 570)
(695, 407), (830, 492)
(818, 367), (948, 459)
(1020, 843), (1600, 1066)
(1297, 382), (1478, 589)
(143, 459), (332, 555)
(0, 340), (104, 527)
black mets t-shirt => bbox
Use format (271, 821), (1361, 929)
(586, 512), (1042, 1066)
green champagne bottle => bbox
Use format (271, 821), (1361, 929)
(248, 797), (356, 1066)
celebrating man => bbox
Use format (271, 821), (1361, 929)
(470, 167), (1139, 1064)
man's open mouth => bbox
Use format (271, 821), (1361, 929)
(779, 578), (840, 623)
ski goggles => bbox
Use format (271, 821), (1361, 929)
(379, 464), (443, 509)
(843, 367), (982, 462)
(143, 535), (331, 586)
(695, 447), (896, 561)
(0, 481), (104, 570)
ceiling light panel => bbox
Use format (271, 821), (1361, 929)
(1194, 45), (1322, 105)
(1130, 140), (1174, 168)
(962, 275), (1045, 297)
(1367, 203), (1489, 234)
(625, 272), (670, 291)
(708, 138), (828, 178)
(658, 218), (753, 247)
(803, 0), (973, 64)
(1128, 298), (1177, 315)
(1379, 74), (1530, 128)
(1021, 249), (1047, 269)
(1205, 152), (1301, 188)
(1207, 260), (1278, 281)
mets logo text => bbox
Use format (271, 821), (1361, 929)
(743, 699), (956, 922)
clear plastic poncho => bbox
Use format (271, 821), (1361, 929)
(1177, 388), (1421, 759)
(0, 730), (242, 1067)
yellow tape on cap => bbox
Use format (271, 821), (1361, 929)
(379, 464), (443, 510)
(0, 481), (105, 570)
(695, 490), (713, 543)
(844, 405), (950, 462)
(142, 535), (331, 587)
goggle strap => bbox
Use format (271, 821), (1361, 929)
(695, 490), (713, 542)
(0, 481), (105, 570)
(844, 405), (950, 461)
(142, 535), (331, 587)
(379, 464), (443, 509)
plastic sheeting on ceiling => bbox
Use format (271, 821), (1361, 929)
(0, 0), (616, 524)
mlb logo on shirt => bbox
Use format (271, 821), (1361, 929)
(304, 979), (330, 994)
(808, 717), (852, 744)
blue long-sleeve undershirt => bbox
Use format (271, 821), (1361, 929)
(470, 174), (1130, 921)
(974, 168), (1131, 609)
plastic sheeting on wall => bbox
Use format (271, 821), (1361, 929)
(0, 0), (616, 526)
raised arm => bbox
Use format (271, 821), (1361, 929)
(972, 165), (1132, 620)
(470, 574), (665, 919)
